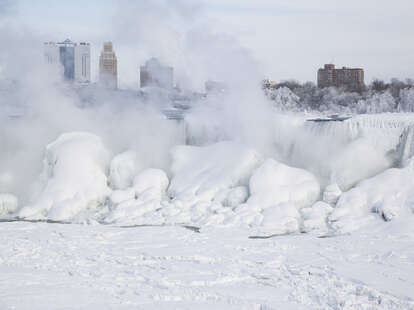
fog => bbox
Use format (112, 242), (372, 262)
(0, 0), (279, 204)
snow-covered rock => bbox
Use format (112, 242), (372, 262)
(0, 193), (18, 216)
(247, 159), (320, 210)
(18, 132), (111, 221)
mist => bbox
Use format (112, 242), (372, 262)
(0, 0), (280, 205)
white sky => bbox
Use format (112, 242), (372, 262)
(5, 0), (414, 86)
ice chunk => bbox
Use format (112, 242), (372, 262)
(132, 168), (169, 200)
(301, 201), (333, 233)
(322, 183), (342, 205)
(258, 203), (301, 235)
(18, 132), (111, 221)
(108, 151), (139, 190)
(168, 142), (262, 204)
(247, 159), (320, 210)
(329, 160), (414, 233)
(104, 168), (169, 225)
(0, 193), (18, 216)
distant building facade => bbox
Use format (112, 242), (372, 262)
(99, 42), (118, 89)
(74, 42), (91, 83)
(317, 64), (364, 92)
(44, 39), (90, 83)
(140, 58), (173, 89)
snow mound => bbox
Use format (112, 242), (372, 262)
(301, 201), (333, 233)
(322, 183), (342, 205)
(0, 193), (18, 216)
(104, 168), (169, 225)
(257, 203), (301, 235)
(329, 159), (414, 233)
(168, 142), (262, 205)
(247, 159), (320, 210)
(132, 168), (169, 200)
(18, 132), (111, 221)
(108, 151), (139, 190)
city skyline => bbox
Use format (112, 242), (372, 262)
(2, 0), (413, 89)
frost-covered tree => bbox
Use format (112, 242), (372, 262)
(398, 87), (414, 112)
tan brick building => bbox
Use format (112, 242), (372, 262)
(317, 64), (364, 92)
(99, 42), (117, 89)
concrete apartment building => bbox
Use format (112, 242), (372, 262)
(99, 42), (118, 89)
(140, 58), (173, 89)
(317, 64), (364, 92)
(44, 39), (90, 83)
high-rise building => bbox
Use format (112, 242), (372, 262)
(140, 58), (173, 89)
(44, 39), (90, 83)
(74, 42), (91, 83)
(317, 64), (364, 92)
(99, 42), (117, 89)
(58, 39), (75, 80)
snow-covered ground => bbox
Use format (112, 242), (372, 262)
(1, 113), (414, 309)
(0, 221), (413, 309)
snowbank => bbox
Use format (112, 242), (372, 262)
(108, 151), (139, 190)
(18, 132), (111, 221)
(329, 159), (414, 233)
(104, 168), (169, 225)
(168, 142), (262, 205)
(247, 159), (320, 210)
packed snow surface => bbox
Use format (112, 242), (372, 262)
(0, 221), (413, 309)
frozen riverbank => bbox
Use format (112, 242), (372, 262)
(0, 221), (413, 309)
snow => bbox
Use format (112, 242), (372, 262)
(168, 141), (262, 204)
(132, 168), (169, 200)
(329, 158), (414, 233)
(1, 113), (414, 308)
(322, 183), (342, 205)
(247, 159), (320, 210)
(17, 132), (111, 221)
(0, 221), (413, 309)
(0, 193), (18, 215)
(108, 150), (139, 190)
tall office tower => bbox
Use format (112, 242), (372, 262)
(74, 42), (91, 83)
(99, 42), (117, 89)
(58, 39), (75, 80)
(43, 39), (91, 83)
(140, 58), (173, 89)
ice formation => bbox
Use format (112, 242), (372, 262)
(329, 158), (414, 233)
(4, 112), (414, 235)
(0, 193), (18, 216)
(18, 132), (111, 221)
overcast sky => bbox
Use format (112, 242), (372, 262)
(4, 0), (414, 87)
